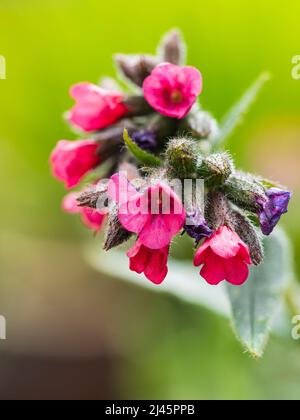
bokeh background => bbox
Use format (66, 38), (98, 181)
(0, 0), (300, 400)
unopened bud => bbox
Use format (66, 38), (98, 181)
(147, 115), (179, 142)
(93, 119), (136, 143)
(221, 172), (267, 213)
(204, 191), (230, 231)
(77, 190), (100, 209)
(114, 54), (158, 87)
(104, 205), (132, 251)
(227, 209), (264, 266)
(165, 138), (197, 178)
(122, 96), (152, 116)
(197, 152), (234, 187)
(77, 183), (108, 209)
(158, 29), (186, 65)
(131, 130), (158, 153)
(185, 110), (219, 140)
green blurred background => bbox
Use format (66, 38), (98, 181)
(0, 0), (300, 400)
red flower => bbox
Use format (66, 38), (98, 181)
(108, 172), (186, 250)
(50, 139), (101, 189)
(69, 82), (128, 132)
(62, 192), (106, 232)
(194, 226), (252, 286)
(127, 239), (169, 285)
(143, 63), (202, 119)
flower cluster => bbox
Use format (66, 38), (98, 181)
(50, 30), (291, 287)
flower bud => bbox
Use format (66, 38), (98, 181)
(103, 205), (132, 251)
(131, 130), (158, 153)
(165, 138), (197, 178)
(158, 29), (186, 66)
(114, 54), (158, 87)
(77, 190), (101, 209)
(204, 191), (231, 231)
(50, 139), (101, 189)
(77, 183), (109, 209)
(221, 172), (267, 213)
(68, 83), (128, 132)
(93, 119), (136, 143)
(147, 115), (179, 142)
(122, 96), (153, 116)
(197, 152), (234, 187)
(185, 110), (219, 140)
(227, 209), (264, 266)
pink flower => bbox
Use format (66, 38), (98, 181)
(143, 63), (202, 119)
(194, 226), (252, 286)
(68, 82), (128, 132)
(108, 173), (186, 249)
(62, 192), (106, 232)
(50, 139), (101, 189)
(127, 239), (169, 285)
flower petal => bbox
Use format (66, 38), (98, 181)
(139, 215), (175, 249)
(50, 139), (100, 189)
(128, 242), (150, 274)
(107, 172), (139, 205)
(224, 257), (250, 286)
(81, 208), (106, 232)
(200, 250), (226, 285)
(68, 83), (128, 132)
(62, 193), (81, 214)
(144, 248), (169, 284)
(209, 226), (241, 259)
(118, 201), (150, 234)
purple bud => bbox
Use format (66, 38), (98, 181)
(258, 188), (292, 235)
(131, 130), (157, 153)
(184, 208), (213, 245)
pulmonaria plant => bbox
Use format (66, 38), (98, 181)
(50, 29), (291, 288)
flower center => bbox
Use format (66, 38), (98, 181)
(171, 90), (183, 104)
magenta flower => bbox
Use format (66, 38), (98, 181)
(194, 226), (252, 286)
(127, 239), (169, 285)
(62, 192), (106, 232)
(143, 63), (202, 119)
(108, 172), (186, 249)
(50, 139), (101, 189)
(68, 82), (128, 132)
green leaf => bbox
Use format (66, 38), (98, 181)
(87, 228), (296, 356)
(123, 128), (162, 167)
(213, 72), (271, 149)
(227, 228), (293, 358)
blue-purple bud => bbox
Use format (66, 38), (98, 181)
(184, 208), (213, 245)
(257, 188), (292, 235)
(131, 130), (157, 153)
